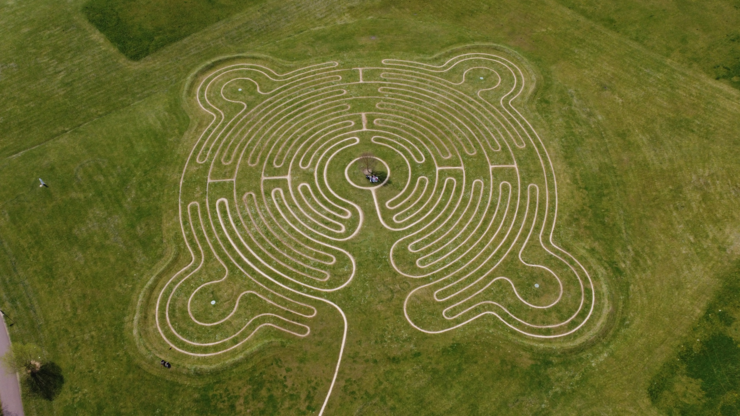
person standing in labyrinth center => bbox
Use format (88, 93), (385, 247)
(146, 49), (599, 416)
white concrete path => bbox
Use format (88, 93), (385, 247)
(0, 314), (24, 416)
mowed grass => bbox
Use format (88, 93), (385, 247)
(648, 263), (740, 415)
(0, 0), (740, 414)
(83, 0), (264, 60)
(557, 0), (740, 89)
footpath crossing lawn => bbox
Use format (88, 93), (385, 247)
(0, 0), (739, 415)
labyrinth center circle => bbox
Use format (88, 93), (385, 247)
(344, 156), (390, 189)
(170, 53), (597, 364)
(147, 52), (602, 415)
(227, 79), (559, 313)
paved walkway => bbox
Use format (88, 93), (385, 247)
(0, 314), (24, 416)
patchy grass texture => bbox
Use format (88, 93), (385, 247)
(83, 0), (265, 60)
(0, 0), (739, 415)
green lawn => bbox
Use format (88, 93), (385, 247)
(648, 264), (740, 415)
(557, 0), (740, 89)
(83, 0), (266, 60)
(1, 0), (740, 415)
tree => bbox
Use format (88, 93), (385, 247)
(1, 343), (44, 375)
(2, 343), (64, 401)
(358, 152), (377, 176)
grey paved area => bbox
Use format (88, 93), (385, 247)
(0, 314), (24, 416)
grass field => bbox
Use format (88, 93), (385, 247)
(1, 0), (740, 415)
(559, 0), (740, 88)
(83, 0), (267, 60)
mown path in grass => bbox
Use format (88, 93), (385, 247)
(142, 47), (600, 414)
(3, 0), (740, 413)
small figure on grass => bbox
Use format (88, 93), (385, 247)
(358, 152), (377, 177)
(1, 309), (14, 327)
(358, 153), (385, 185)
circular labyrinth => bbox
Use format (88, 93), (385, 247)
(149, 50), (597, 414)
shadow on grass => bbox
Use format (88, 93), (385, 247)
(26, 362), (64, 401)
(83, 0), (264, 60)
(375, 171), (391, 186)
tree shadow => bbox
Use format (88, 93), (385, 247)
(26, 362), (64, 401)
(374, 171), (391, 186)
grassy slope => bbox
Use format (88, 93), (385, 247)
(557, 0), (740, 89)
(0, 0), (739, 414)
(82, 0), (267, 60)
(648, 264), (740, 415)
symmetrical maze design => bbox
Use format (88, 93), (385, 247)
(152, 51), (596, 413)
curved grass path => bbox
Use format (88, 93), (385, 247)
(140, 47), (600, 414)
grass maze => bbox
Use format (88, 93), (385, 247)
(144, 49), (598, 413)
